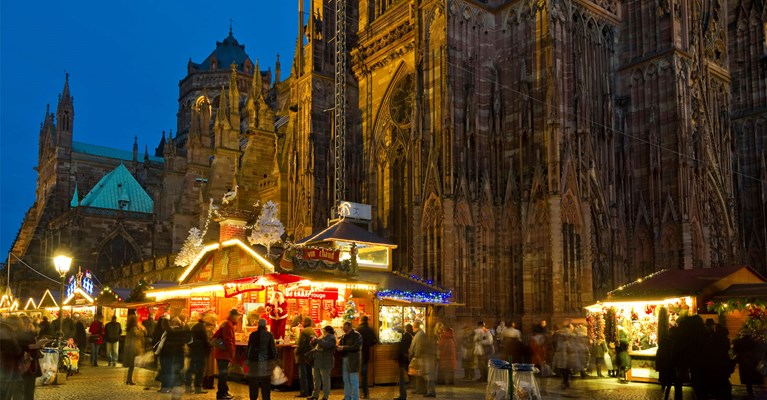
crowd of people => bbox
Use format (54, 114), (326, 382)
(3, 309), (766, 400)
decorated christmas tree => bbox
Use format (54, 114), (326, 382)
(343, 296), (357, 323)
(248, 201), (285, 257)
(175, 227), (203, 267)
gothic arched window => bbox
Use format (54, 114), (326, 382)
(96, 235), (140, 271)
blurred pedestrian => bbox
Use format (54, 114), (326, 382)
(309, 325), (337, 400)
(18, 314), (42, 400)
(0, 315), (23, 398)
(474, 321), (494, 382)
(73, 313), (87, 351)
(616, 325), (632, 383)
(438, 327), (457, 385)
(733, 334), (762, 398)
(552, 322), (580, 389)
(591, 334), (608, 378)
(461, 326), (476, 380)
(157, 317), (190, 393)
(709, 324), (733, 400)
(357, 315), (378, 399)
(185, 314), (211, 394)
(88, 314), (105, 366)
(201, 313), (218, 389)
(656, 326), (682, 400)
(338, 321), (363, 400)
(37, 316), (51, 338)
(123, 314), (145, 385)
(213, 309), (240, 400)
(393, 324), (413, 400)
(104, 315), (122, 366)
(410, 321), (436, 397)
(529, 323), (549, 371)
(574, 324), (590, 378)
(246, 319), (277, 400)
(295, 317), (316, 397)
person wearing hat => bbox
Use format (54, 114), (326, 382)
(246, 319), (277, 400)
(308, 326), (337, 400)
(213, 309), (241, 400)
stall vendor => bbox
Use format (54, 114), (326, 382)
(266, 291), (288, 339)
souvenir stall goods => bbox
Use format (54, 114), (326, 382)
(587, 265), (767, 383)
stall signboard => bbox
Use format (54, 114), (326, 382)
(302, 248), (340, 263)
(190, 296), (211, 314)
(285, 286), (339, 301)
(223, 279), (265, 298)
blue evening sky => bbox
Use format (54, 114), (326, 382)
(1, 1), (300, 258)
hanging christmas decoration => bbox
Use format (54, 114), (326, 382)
(248, 200), (285, 257)
(343, 295), (357, 323)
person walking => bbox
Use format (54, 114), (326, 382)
(74, 313), (87, 351)
(18, 314), (42, 400)
(410, 321), (437, 397)
(201, 313), (218, 390)
(552, 322), (579, 389)
(461, 326), (477, 381)
(438, 327), (457, 385)
(104, 315), (122, 367)
(656, 326), (681, 400)
(88, 315), (105, 366)
(309, 325), (337, 400)
(733, 334), (762, 398)
(123, 315), (145, 385)
(474, 321), (494, 382)
(338, 321), (363, 400)
(357, 315), (378, 399)
(591, 334), (608, 378)
(213, 309), (240, 400)
(157, 317), (190, 393)
(246, 319), (278, 400)
(185, 314), (212, 394)
(529, 323), (549, 372)
(393, 324), (414, 400)
(37, 316), (51, 338)
(295, 317), (317, 397)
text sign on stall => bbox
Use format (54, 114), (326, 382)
(189, 297), (210, 314)
(223, 278), (265, 298)
(285, 287), (339, 301)
(302, 248), (340, 263)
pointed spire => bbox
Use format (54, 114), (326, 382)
(251, 59), (263, 99)
(144, 145), (149, 161)
(216, 85), (229, 129)
(70, 183), (79, 208)
(132, 136), (138, 162)
(61, 72), (71, 101)
(275, 53), (281, 85)
(229, 18), (233, 37)
(155, 130), (166, 157)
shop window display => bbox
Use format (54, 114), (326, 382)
(378, 305), (426, 343)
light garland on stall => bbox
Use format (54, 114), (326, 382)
(376, 289), (452, 304)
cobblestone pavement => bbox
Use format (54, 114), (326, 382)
(35, 363), (763, 400)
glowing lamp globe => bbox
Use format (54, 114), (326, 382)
(53, 250), (73, 277)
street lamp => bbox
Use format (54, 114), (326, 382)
(53, 248), (72, 338)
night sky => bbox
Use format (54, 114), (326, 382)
(1, 1), (300, 258)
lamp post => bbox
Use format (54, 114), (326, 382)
(53, 248), (72, 338)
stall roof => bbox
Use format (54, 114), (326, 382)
(710, 283), (767, 301)
(358, 271), (452, 304)
(296, 220), (397, 248)
(607, 265), (766, 301)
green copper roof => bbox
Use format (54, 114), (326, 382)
(72, 141), (164, 163)
(70, 183), (79, 208)
(79, 164), (154, 213)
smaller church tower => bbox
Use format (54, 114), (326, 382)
(55, 73), (74, 149)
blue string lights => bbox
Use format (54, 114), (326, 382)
(376, 289), (452, 304)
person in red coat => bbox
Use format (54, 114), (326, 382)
(88, 315), (105, 367)
(212, 309), (241, 400)
(266, 291), (288, 340)
(438, 327), (457, 385)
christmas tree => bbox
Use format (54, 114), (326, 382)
(175, 227), (203, 267)
(343, 296), (357, 323)
(248, 201), (285, 257)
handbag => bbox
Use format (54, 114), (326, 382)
(540, 362), (553, 377)
(304, 348), (316, 366)
(271, 364), (288, 385)
(154, 331), (167, 355)
(408, 357), (420, 376)
(211, 337), (227, 351)
(757, 359), (767, 376)
(603, 353), (613, 370)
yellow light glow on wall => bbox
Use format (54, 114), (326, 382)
(146, 284), (225, 301)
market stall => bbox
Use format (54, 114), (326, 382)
(587, 265), (766, 383)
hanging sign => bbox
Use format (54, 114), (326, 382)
(223, 278), (265, 298)
(285, 286), (339, 301)
(189, 297), (211, 314)
(302, 248), (340, 263)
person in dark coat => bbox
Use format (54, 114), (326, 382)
(74, 314), (87, 351)
(185, 315), (212, 394)
(295, 317), (317, 397)
(656, 327), (682, 400)
(394, 324), (414, 400)
(357, 316), (378, 399)
(37, 317), (51, 338)
(409, 321), (437, 397)
(615, 326), (631, 384)
(733, 334), (764, 397)
(157, 318), (190, 393)
(591, 334), (608, 378)
(104, 315), (122, 366)
(709, 324), (733, 400)
(246, 319), (277, 400)
(338, 321), (363, 400)
(309, 326), (337, 400)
